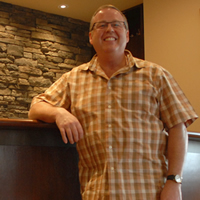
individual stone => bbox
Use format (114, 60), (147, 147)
(3, 96), (15, 102)
(58, 50), (74, 59)
(31, 32), (55, 41)
(29, 76), (52, 87)
(0, 43), (7, 52)
(9, 71), (19, 77)
(5, 26), (18, 31)
(47, 56), (63, 63)
(54, 35), (76, 46)
(43, 71), (55, 78)
(0, 88), (11, 95)
(7, 44), (23, 57)
(0, 58), (13, 64)
(0, 25), (5, 31)
(15, 58), (37, 67)
(18, 78), (30, 86)
(64, 58), (77, 65)
(11, 89), (23, 97)
(0, 76), (17, 84)
(58, 63), (75, 69)
(0, 53), (7, 58)
(28, 91), (39, 98)
(24, 47), (43, 54)
(24, 41), (40, 49)
(7, 64), (18, 71)
(19, 73), (29, 79)
(33, 86), (48, 93)
(0, 37), (23, 45)
(0, 71), (5, 75)
(19, 66), (42, 76)
(24, 52), (32, 59)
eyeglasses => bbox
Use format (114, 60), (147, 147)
(91, 21), (126, 31)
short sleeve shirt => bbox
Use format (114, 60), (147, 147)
(31, 50), (198, 200)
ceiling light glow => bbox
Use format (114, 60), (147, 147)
(58, 4), (68, 9)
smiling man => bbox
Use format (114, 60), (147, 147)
(29, 5), (198, 200)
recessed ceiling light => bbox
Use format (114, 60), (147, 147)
(58, 4), (69, 9)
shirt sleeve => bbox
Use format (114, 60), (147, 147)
(30, 72), (71, 110)
(159, 68), (198, 130)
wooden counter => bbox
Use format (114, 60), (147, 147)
(0, 118), (81, 200)
(0, 118), (199, 199)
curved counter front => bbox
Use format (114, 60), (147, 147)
(0, 118), (81, 200)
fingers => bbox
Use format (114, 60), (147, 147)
(66, 123), (84, 144)
(60, 122), (84, 144)
(60, 127), (68, 144)
(55, 109), (84, 144)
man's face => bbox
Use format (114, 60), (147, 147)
(89, 8), (129, 56)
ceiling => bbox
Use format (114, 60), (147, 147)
(0, 0), (143, 22)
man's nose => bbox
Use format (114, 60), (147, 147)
(106, 23), (114, 31)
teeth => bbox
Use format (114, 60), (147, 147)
(105, 37), (115, 41)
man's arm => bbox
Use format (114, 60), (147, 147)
(28, 101), (84, 144)
(160, 122), (188, 200)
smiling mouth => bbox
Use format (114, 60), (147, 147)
(104, 37), (116, 41)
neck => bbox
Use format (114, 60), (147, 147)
(97, 52), (126, 78)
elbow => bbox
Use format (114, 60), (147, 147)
(28, 104), (38, 120)
(28, 108), (34, 120)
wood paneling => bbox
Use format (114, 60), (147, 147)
(0, 119), (81, 200)
(123, 4), (144, 59)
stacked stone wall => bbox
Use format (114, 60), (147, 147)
(0, 1), (92, 119)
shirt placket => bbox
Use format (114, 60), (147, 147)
(105, 79), (115, 198)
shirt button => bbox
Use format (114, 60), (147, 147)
(108, 124), (112, 128)
(108, 105), (111, 109)
(111, 167), (114, 171)
(109, 146), (112, 149)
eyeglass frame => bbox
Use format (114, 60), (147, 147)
(90, 21), (127, 31)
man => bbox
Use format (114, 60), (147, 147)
(29, 5), (198, 200)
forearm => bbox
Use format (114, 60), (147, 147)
(167, 123), (188, 176)
(160, 123), (188, 199)
(29, 101), (84, 144)
(28, 101), (63, 123)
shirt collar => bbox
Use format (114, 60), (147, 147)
(81, 50), (146, 72)
(125, 50), (146, 69)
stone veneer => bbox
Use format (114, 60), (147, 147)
(0, 1), (92, 119)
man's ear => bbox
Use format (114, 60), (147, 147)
(126, 30), (130, 44)
(89, 32), (93, 45)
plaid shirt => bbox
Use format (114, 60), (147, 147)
(31, 50), (198, 200)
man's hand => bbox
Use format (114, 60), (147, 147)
(160, 180), (182, 200)
(55, 108), (84, 144)
(29, 102), (84, 144)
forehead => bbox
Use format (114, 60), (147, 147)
(93, 8), (124, 22)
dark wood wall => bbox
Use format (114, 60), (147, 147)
(123, 4), (144, 60)
(0, 119), (81, 200)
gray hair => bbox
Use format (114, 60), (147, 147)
(89, 5), (129, 31)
